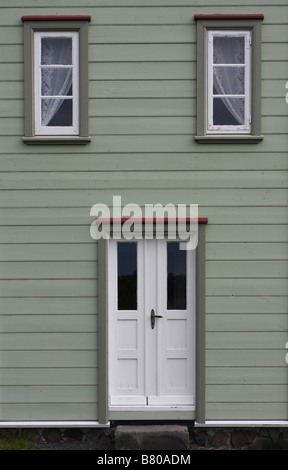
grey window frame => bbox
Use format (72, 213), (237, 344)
(97, 220), (207, 424)
(22, 16), (91, 144)
(194, 15), (264, 144)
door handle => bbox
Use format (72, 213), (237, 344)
(150, 309), (163, 329)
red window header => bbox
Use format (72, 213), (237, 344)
(94, 218), (208, 224)
(22, 15), (91, 22)
(194, 14), (264, 20)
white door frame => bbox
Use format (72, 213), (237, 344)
(107, 237), (196, 411)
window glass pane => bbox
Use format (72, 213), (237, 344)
(167, 242), (186, 310)
(41, 37), (72, 65)
(213, 97), (245, 125)
(213, 66), (245, 95)
(41, 69), (73, 96)
(117, 243), (137, 310)
(213, 36), (244, 64)
(41, 99), (72, 126)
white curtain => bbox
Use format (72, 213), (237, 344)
(41, 37), (72, 126)
(213, 36), (245, 125)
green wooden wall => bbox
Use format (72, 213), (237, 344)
(0, 0), (287, 422)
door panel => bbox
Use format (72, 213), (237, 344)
(109, 240), (145, 405)
(108, 239), (195, 409)
(149, 240), (195, 405)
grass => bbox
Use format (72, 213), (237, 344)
(0, 430), (40, 450)
(263, 438), (288, 450)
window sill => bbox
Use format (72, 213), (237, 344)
(22, 136), (91, 145)
(195, 135), (263, 144)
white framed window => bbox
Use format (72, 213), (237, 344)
(207, 30), (251, 134)
(194, 14), (264, 143)
(34, 31), (79, 136)
(22, 16), (91, 144)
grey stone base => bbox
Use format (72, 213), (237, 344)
(115, 425), (189, 450)
(5, 425), (288, 450)
(190, 426), (288, 450)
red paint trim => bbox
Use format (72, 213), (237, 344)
(22, 15), (91, 22)
(94, 218), (208, 224)
(194, 14), (264, 20)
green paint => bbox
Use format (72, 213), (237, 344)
(0, 1), (287, 423)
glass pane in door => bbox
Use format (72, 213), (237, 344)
(167, 242), (187, 310)
(117, 242), (137, 310)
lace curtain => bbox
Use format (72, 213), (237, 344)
(213, 36), (245, 125)
(41, 37), (73, 126)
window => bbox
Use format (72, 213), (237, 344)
(22, 16), (91, 144)
(34, 32), (79, 135)
(117, 242), (138, 311)
(194, 15), (264, 143)
(207, 30), (251, 133)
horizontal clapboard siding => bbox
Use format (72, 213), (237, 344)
(0, 0), (287, 422)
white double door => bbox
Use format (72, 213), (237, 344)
(108, 238), (195, 409)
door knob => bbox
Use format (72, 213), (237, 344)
(150, 309), (163, 329)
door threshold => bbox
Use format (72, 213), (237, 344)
(109, 406), (195, 412)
